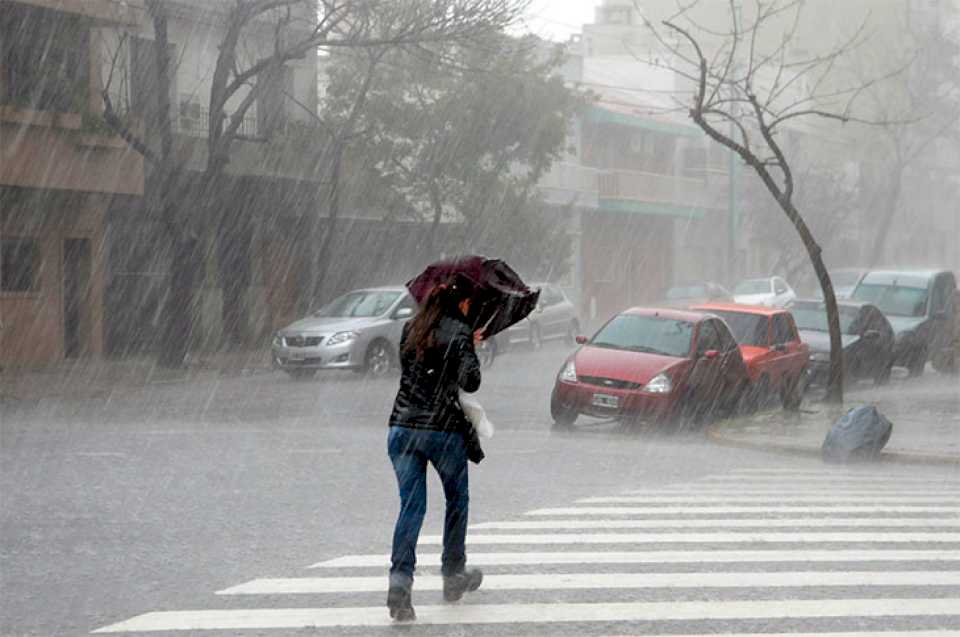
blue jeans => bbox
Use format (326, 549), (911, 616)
(388, 426), (469, 584)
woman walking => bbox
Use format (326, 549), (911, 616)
(386, 274), (484, 621)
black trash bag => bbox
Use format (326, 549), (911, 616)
(822, 406), (893, 463)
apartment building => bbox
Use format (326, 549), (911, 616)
(103, 0), (323, 355)
(0, 0), (145, 368)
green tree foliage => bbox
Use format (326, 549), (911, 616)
(323, 32), (589, 274)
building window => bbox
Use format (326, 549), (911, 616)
(0, 4), (90, 113)
(1, 238), (40, 292)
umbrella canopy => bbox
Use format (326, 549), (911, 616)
(406, 255), (540, 339)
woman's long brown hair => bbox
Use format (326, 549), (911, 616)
(403, 274), (475, 360)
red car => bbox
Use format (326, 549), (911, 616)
(550, 308), (750, 430)
(691, 303), (809, 409)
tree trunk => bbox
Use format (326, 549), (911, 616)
(312, 142), (345, 308)
(148, 2), (199, 369)
(756, 172), (845, 403)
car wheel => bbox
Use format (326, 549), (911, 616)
(932, 348), (958, 375)
(907, 346), (927, 378)
(746, 375), (770, 412)
(550, 389), (577, 429)
(780, 375), (802, 411)
(286, 368), (316, 380)
(874, 359), (893, 385)
(364, 340), (393, 378)
(530, 324), (543, 350)
(564, 320), (580, 346)
(477, 338), (497, 369)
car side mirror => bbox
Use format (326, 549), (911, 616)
(575, 335), (588, 345)
(863, 329), (881, 341)
(703, 349), (720, 360)
(773, 343), (787, 352)
(393, 307), (414, 320)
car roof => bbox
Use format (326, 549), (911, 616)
(622, 307), (708, 323)
(859, 270), (946, 287)
(691, 302), (784, 317)
(792, 298), (869, 310)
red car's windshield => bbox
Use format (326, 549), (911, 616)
(590, 314), (693, 358)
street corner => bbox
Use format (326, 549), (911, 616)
(707, 400), (960, 467)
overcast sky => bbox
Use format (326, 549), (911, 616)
(522, 0), (603, 42)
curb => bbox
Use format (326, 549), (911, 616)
(706, 421), (960, 467)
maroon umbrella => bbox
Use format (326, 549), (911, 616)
(406, 255), (540, 339)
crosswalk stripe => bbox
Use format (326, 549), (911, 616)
(528, 505), (960, 515)
(471, 518), (960, 530)
(624, 488), (954, 495)
(309, 549), (960, 569)
(604, 633), (959, 637)
(91, 598), (960, 632)
(579, 495), (958, 504)
(705, 476), (960, 485)
(217, 570), (960, 595)
(417, 531), (960, 545)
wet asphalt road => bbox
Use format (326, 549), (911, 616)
(2, 343), (959, 636)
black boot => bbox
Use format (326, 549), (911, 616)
(387, 585), (416, 621)
(443, 568), (483, 602)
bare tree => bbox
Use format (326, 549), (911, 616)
(642, 0), (903, 403)
(98, 0), (530, 367)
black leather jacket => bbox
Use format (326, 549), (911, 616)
(389, 315), (481, 432)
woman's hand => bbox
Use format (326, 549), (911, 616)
(473, 330), (485, 345)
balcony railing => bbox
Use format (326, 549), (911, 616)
(177, 104), (258, 139)
(538, 162), (601, 194)
(598, 168), (729, 211)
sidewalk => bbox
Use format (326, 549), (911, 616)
(0, 349), (274, 402)
(709, 375), (960, 465)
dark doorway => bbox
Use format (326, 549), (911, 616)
(63, 238), (91, 358)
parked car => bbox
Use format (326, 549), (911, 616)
(661, 281), (733, 308)
(827, 268), (868, 300)
(691, 303), (809, 409)
(790, 299), (895, 386)
(504, 282), (580, 349)
(550, 308), (750, 430)
(733, 276), (796, 307)
(272, 287), (415, 379)
(850, 269), (958, 376)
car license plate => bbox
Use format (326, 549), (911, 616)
(289, 354), (306, 362)
(592, 393), (619, 409)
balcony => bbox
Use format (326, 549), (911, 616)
(537, 162), (600, 207)
(597, 168), (729, 218)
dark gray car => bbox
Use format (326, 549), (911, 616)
(791, 299), (895, 386)
(851, 269), (958, 376)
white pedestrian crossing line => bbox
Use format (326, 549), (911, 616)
(91, 598), (960, 632)
(94, 466), (960, 634)
(471, 517), (960, 530)
(528, 505), (960, 515)
(218, 570), (960, 595)
(417, 531), (960, 545)
(604, 632), (960, 637)
(310, 549), (960, 569)
(579, 495), (959, 504)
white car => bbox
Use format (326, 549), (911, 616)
(504, 282), (580, 349)
(733, 276), (797, 307)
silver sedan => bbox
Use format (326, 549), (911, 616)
(272, 287), (415, 379)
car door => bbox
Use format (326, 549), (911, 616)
(687, 319), (726, 405)
(768, 313), (797, 383)
(386, 294), (417, 348)
(542, 286), (568, 339)
(715, 318), (749, 394)
(929, 273), (955, 355)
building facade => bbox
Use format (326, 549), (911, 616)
(1, 0), (145, 368)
